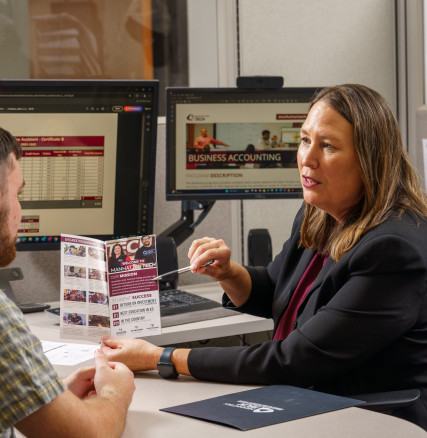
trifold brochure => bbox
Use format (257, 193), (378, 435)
(60, 233), (161, 341)
(161, 385), (365, 430)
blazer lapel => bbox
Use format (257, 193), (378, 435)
(299, 255), (335, 308)
(310, 256), (334, 291)
(273, 249), (315, 320)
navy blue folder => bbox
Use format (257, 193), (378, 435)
(161, 385), (365, 430)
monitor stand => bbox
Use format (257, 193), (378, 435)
(0, 267), (50, 313)
(159, 200), (215, 246)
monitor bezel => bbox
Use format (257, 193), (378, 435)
(165, 86), (319, 201)
(0, 79), (159, 251)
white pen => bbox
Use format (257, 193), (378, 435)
(152, 259), (215, 281)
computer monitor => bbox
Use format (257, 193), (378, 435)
(166, 86), (318, 201)
(0, 79), (158, 250)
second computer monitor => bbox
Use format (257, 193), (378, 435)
(166, 87), (318, 201)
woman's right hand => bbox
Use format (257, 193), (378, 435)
(188, 237), (252, 306)
(188, 237), (233, 281)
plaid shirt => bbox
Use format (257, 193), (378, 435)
(0, 291), (66, 437)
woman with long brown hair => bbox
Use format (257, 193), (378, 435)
(101, 84), (427, 430)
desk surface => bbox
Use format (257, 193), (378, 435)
(23, 292), (427, 438)
(123, 374), (426, 438)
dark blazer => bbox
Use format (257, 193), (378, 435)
(188, 208), (427, 429)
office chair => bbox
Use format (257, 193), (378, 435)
(248, 228), (272, 267)
(156, 236), (178, 291)
(350, 389), (420, 413)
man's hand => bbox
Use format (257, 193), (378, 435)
(93, 348), (135, 408)
(63, 366), (96, 398)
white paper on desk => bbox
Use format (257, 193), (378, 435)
(42, 341), (66, 353)
(42, 341), (98, 366)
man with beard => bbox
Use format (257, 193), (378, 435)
(134, 235), (157, 265)
(0, 127), (135, 438)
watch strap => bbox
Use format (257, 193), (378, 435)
(157, 347), (178, 379)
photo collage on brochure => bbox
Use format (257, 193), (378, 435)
(60, 234), (161, 342)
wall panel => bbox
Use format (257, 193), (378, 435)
(238, 0), (396, 259)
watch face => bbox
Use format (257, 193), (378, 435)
(158, 362), (178, 379)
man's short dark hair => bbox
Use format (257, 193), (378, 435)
(262, 130), (270, 136)
(0, 127), (22, 194)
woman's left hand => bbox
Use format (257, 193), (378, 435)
(100, 335), (163, 372)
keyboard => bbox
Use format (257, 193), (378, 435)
(160, 289), (220, 316)
(159, 289), (236, 327)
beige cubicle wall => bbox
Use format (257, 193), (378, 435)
(238, 0), (397, 262)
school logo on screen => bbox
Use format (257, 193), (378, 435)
(187, 113), (209, 121)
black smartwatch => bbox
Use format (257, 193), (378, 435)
(157, 347), (178, 379)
